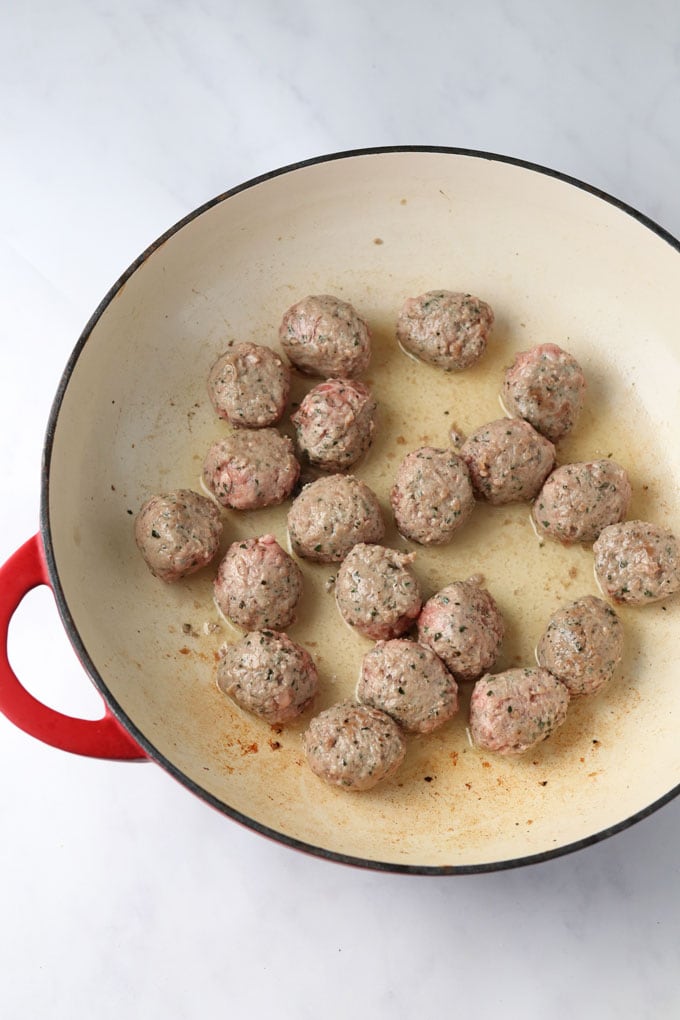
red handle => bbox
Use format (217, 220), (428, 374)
(0, 535), (146, 760)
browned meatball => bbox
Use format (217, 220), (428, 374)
(593, 520), (680, 604)
(357, 639), (459, 734)
(287, 474), (385, 563)
(203, 428), (299, 510)
(303, 701), (406, 791)
(501, 343), (586, 442)
(532, 460), (631, 544)
(390, 447), (475, 545)
(460, 418), (555, 505)
(291, 378), (377, 471)
(335, 543), (422, 640)
(536, 596), (624, 696)
(207, 342), (290, 428)
(396, 290), (494, 371)
(417, 580), (504, 681)
(279, 295), (371, 377)
(213, 535), (303, 631)
(134, 489), (222, 583)
(216, 630), (318, 724)
(469, 668), (570, 756)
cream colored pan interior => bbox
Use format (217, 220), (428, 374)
(46, 149), (680, 870)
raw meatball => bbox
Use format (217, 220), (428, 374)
(213, 535), (303, 631)
(357, 639), (459, 734)
(279, 295), (371, 378)
(303, 701), (406, 791)
(536, 596), (623, 696)
(216, 630), (318, 724)
(469, 668), (570, 756)
(390, 447), (475, 545)
(417, 580), (504, 681)
(501, 343), (586, 442)
(203, 428), (299, 510)
(291, 378), (377, 471)
(207, 342), (290, 428)
(396, 290), (494, 371)
(593, 520), (680, 605)
(335, 543), (422, 640)
(460, 418), (555, 505)
(287, 474), (385, 563)
(532, 460), (631, 545)
(135, 489), (222, 583)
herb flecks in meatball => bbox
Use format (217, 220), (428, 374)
(207, 342), (290, 428)
(390, 446), (475, 545)
(335, 543), (422, 640)
(396, 290), (494, 371)
(358, 639), (459, 734)
(303, 701), (405, 791)
(217, 630), (318, 724)
(292, 378), (377, 472)
(470, 668), (570, 755)
(214, 535), (303, 631)
(593, 520), (680, 605)
(460, 418), (555, 505)
(203, 428), (299, 510)
(536, 596), (623, 696)
(502, 343), (586, 442)
(135, 489), (222, 583)
(279, 295), (371, 378)
(417, 580), (504, 681)
(532, 460), (631, 545)
(287, 474), (385, 563)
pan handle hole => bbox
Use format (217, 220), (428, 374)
(7, 586), (104, 721)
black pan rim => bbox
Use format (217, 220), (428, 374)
(39, 144), (680, 875)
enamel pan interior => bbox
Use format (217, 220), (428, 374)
(43, 148), (680, 872)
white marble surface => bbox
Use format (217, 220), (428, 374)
(1, 2), (680, 1016)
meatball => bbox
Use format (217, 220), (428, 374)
(203, 428), (299, 510)
(593, 520), (680, 605)
(207, 342), (290, 428)
(213, 535), (303, 631)
(216, 630), (318, 724)
(303, 701), (406, 791)
(357, 639), (459, 734)
(501, 343), (586, 442)
(335, 543), (422, 640)
(279, 294), (371, 378)
(291, 378), (377, 471)
(460, 418), (555, 505)
(532, 460), (631, 545)
(287, 474), (385, 563)
(396, 290), (494, 371)
(390, 447), (475, 545)
(417, 580), (504, 681)
(469, 668), (570, 756)
(134, 489), (222, 583)
(536, 596), (624, 696)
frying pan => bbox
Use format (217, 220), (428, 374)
(1, 147), (679, 873)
